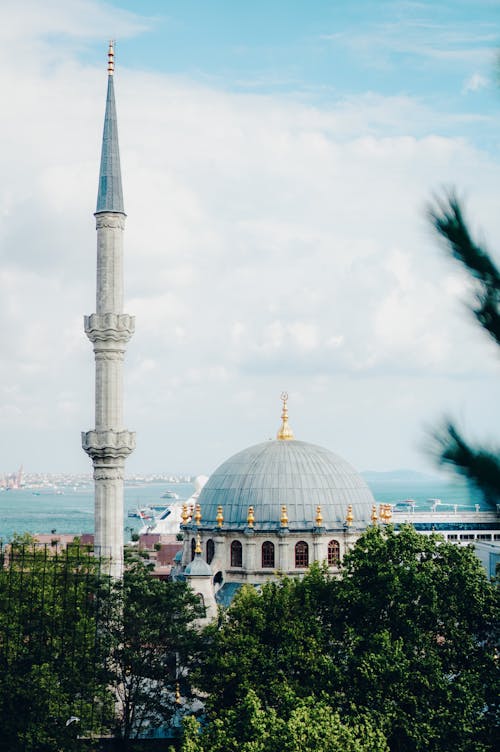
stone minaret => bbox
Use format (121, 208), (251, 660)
(82, 42), (135, 578)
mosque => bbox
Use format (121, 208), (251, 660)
(85, 46), (500, 613)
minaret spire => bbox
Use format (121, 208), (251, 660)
(82, 44), (135, 578)
(96, 41), (124, 215)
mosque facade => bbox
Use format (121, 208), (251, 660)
(178, 394), (380, 619)
(178, 396), (500, 621)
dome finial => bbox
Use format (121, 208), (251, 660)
(107, 40), (115, 76)
(277, 392), (295, 440)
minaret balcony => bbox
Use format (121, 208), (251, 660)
(82, 429), (136, 462)
(84, 313), (135, 344)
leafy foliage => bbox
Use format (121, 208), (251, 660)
(427, 192), (500, 502)
(192, 527), (499, 752)
(104, 557), (204, 745)
(432, 421), (500, 506)
(181, 689), (389, 752)
(428, 193), (500, 346)
(0, 537), (113, 752)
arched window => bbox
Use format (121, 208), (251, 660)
(262, 541), (275, 568)
(328, 539), (340, 566)
(206, 538), (215, 565)
(231, 540), (243, 567)
(190, 537), (196, 561)
(295, 541), (309, 568)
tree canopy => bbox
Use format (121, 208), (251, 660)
(191, 526), (499, 752)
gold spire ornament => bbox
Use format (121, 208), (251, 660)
(277, 392), (295, 440)
(280, 505), (289, 527)
(315, 505), (323, 526)
(247, 506), (255, 528)
(195, 533), (202, 554)
(216, 505), (224, 528)
(107, 40), (115, 76)
(371, 505), (378, 525)
(194, 504), (202, 526)
(346, 505), (353, 527)
(181, 503), (189, 524)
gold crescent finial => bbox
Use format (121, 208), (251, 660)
(108, 40), (115, 76)
(277, 392), (295, 440)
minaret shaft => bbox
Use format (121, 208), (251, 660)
(82, 45), (134, 578)
(96, 220), (124, 313)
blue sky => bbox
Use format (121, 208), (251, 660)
(0, 0), (499, 475)
(96, 1), (499, 128)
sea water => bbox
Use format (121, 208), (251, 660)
(0, 477), (486, 542)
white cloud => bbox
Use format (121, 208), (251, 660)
(0, 0), (499, 475)
(462, 72), (489, 93)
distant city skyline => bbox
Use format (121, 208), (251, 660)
(0, 0), (499, 476)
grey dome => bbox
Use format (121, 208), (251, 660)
(197, 440), (375, 531)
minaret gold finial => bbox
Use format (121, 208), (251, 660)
(194, 504), (202, 526)
(346, 504), (353, 527)
(195, 532), (202, 554)
(277, 392), (295, 441)
(371, 505), (378, 525)
(216, 505), (224, 528)
(247, 506), (255, 528)
(181, 503), (189, 525)
(107, 40), (115, 76)
(315, 505), (323, 526)
(280, 504), (289, 527)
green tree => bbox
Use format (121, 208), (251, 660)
(105, 557), (204, 747)
(335, 525), (499, 752)
(181, 689), (389, 752)
(427, 193), (500, 503)
(0, 536), (113, 752)
(192, 527), (499, 752)
(194, 564), (338, 715)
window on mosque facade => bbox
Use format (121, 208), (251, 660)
(206, 538), (215, 564)
(295, 541), (309, 568)
(328, 539), (340, 566)
(231, 540), (243, 567)
(262, 541), (275, 568)
(190, 537), (196, 561)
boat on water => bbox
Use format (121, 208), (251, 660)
(161, 490), (180, 500)
(128, 506), (154, 520)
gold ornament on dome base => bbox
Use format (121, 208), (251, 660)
(280, 505), (289, 527)
(181, 503), (189, 524)
(379, 503), (392, 523)
(195, 532), (202, 554)
(346, 504), (353, 527)
(194, 504), (202, 526)
(247, 506), (255, 527)
(315, 505), (323, 526)
(371, 505), (378, 525)
(216, 505), (224, 528)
